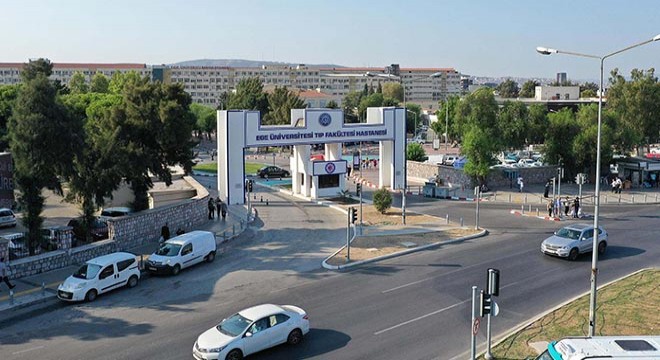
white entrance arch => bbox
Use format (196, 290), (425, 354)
(217, 107), (406, 204)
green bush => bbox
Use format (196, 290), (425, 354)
(373, 188), (392, 214)
(406, 143), (426, 162)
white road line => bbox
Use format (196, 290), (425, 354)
(374, 299), (469, 336)
(12, 346), (44, 355)
(382, 249), (532, 294)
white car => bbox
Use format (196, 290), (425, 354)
(193, 304), (310, 360)
(57, 252), (140, 302)
(541, 223), (608, 261)
(0, 208), (17, 228)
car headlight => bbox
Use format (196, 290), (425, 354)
(562, 246), (570, 250)
(198, 344), (226, 353)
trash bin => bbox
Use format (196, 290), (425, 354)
(423, 182), (435, 198)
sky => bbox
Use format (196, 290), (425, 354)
(2, 0), (660, 81)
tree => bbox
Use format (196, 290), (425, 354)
(69, 72), (89, 94)
(358, 93), (384, 122)
(372, 188), (392, 214)
(436, 95), (459, 142)
(190, 103), (216, 139)
(108, 71), (143, 94)
(342, 91), (363, 123)
(0, 85), (19, 150)
(526, 104), (548, 145)
(543, 108), (580, 172)
(497, 101), (528, 149)
(406, 143), (426, 162)
(8, 59), (78, 255)
(496, 79), (519, 98)
(376, 82), (382, 94)
(607, 68), (660, 153)
(326, 100), (338, 109)
(580, 82), (599, 98)
(572, 104), (614, 178)
(263, 87), (305, 125)
(454, 88), (501, 183)
(382, 82), (404, 102)
(520, 80), (539, 98)
(227, 77), (268, 115)
(90, 72), (110, 93)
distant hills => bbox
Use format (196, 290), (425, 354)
(170, 59), (344, 68)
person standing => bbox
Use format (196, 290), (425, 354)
(0, 257), (16, 291)
(543, 180), (551, 198)
(564, 196), (570, 217)
(221, 200), (228, 221)
(573, 196), (580, 218)
(517, 176), (524, 192)
(160, 222), (170, 242)
(547, 200), (554, 217)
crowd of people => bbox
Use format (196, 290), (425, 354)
(547, 196), (581, 219)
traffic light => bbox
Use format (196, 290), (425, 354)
(247, 179), (253, 192)
(480, 290), (492, 317)
(350, 207), (357, 224)
(356, 183), (362, 196)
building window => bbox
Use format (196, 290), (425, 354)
(318, 175), (339, 189)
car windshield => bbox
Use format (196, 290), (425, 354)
(216, 313), (252, 337)
(155, 243), (181, 257)
(555, 228), (582, 240)
(73, 263), (102, 280)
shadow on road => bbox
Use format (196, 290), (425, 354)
(251, 328), (351, 360)
(601, 245), (645, 260)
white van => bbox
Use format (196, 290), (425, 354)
(147, 230), (217, 275)
(57, 252), (140, 302)
(536, 336), (660, 360)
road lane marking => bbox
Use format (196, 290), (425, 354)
(12, 346), (44, 355)
(381, 249), (533, 294)
(374, 299), (469, 335)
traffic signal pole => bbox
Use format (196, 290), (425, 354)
(346, 209), (351, 261)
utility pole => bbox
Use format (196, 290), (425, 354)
(475, 186), (480, 229)
(445, 101), (449, 152)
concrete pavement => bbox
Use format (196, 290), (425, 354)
(0, 203), (251, 325)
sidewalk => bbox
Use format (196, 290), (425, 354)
(0, 203), (251, 325)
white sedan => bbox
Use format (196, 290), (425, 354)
(193, 304), (310, 360)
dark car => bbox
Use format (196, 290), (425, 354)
(67, 218), (109, 244)
(257, 166), (290, 178)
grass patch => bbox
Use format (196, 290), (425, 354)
(193, 162), (264, 175)
(487, 269), (660, 359)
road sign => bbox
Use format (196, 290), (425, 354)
(472, 318), (480, 335)
(491, 301), (500, 317)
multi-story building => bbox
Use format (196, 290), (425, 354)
(0, 61), (460, 109)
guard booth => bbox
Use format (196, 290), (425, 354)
(216, 107), (406, 204)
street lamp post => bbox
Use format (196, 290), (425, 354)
(536, 33), (660, 336)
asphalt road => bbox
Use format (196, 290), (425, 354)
(0, 183), (658, 360)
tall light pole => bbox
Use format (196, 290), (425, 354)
(536, 33), (660, 337)
(445, 101), (449, 152)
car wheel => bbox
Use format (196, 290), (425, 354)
(127, 275), (139, 288)
(284, 171), (290, 177)
(568, 248), (579, 261)
(206, 251), (216, 263)
(287, 328), (303, 345)
(226, 349), (243, 360)
(85, 289), (98, 302)
(598, 241), (607, 255)
(171, 264), (181, 276)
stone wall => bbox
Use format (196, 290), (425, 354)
(407, 161), (557, 189)
(4, 176), (210, 279)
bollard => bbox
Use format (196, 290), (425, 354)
(632, 195), (635, 203)
(260, 196), (263, 203)
(42, 281), (46, 296)
(619, 194), (621, 203)
(644, 194), (647, 203)
(656, 194), (659, 202)
(232, 224), (236, 235)
(446, 214), (449, 225)
(460, 217), (464, 227)
(524, 194), (528, 204)
(521, 204), (524, 214)
(605, 195), (608, 204)
(528, 204), (531, 212)
(536, 208), (540, 216)
(494, 193), (497, 201)
(9, 290), (14, 305)
(266, 199), (269, 205)
(254, 194), (257, 200)
(508, 194), (512, 203)
(223, 231), (227, 242)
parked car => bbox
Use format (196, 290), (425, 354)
(67, 217), (109, 243)
(57, 252), (140, 302)
(99, 207), (132, 221)
(193, 304), (309, 360)
(0, 208), (17, 228)
(541, 223), (608, 261)
(443, 155), (458, 166)
(518, 158), (536, 167)
(147, 230), (217, 275)
(257, 166), (290, 179)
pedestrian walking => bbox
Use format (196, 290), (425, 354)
(160, 222), (170, 243)
(547, 200), (553, 217)
(208, 198), (215, 219)
(543, 180), (550, 198)
(215, 196), (222, 219)
(0, 257), (16, 291)
(517, 176), (524, 192)
(221, 200), (228, 221)
(554, 197), (562, 217)
(573, 196), (580, 218)
(564, 196), (570, 217)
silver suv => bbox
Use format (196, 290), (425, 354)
(541, 223), (608, 261)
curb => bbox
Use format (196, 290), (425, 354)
(510, 209), (561, 222)
(478, 267), (659, 359)
(0, 293), (61, 328)
(321, 229), (488, 270)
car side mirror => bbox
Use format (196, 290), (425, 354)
(244, 332), (252, 338)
